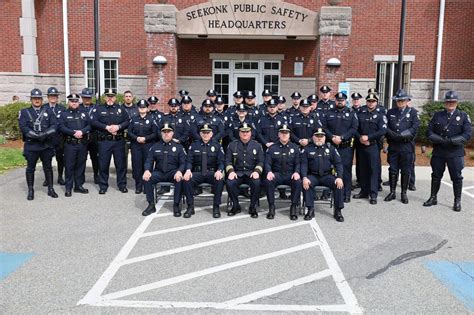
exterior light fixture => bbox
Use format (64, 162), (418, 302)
(153, 55), (167, 65)
(326, 57), (341, 67)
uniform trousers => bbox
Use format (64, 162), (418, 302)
(265, 173), (302, 206)
(304, 174), (344, 209)
(64, 143), (87, 191)
(97, 139), (127, 190)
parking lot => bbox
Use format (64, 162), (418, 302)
(1, 166), (473, 314)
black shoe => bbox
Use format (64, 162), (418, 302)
(279, 191), (289, 200)
(48, 188), (58, 198)
(57, 177), (65, 186)
(382, 180), (390, 186)
(408, 184), (416, 191)
(135, 188), (143, 194)
(249, 208), (258, 218)
(289, 204), (298, 220)
(423, 196), (437, 207)
(183, 205), (195, 218)
(353, 193), (368, 199)
(93, 174), (100, 185)
(193, 187), (203, 196)
(142, 203), (156, 216)
(228, 206), (241, 216)
(27, 189), (34, 201)
(99, 189), (107, 194)
(213, 205), (221, 218)
(65, 191), (72, 197)
(384, 192), (396, 201)
(378, 185), (383, 192)
(242, 190), (251, 198)
(157, 187), (169, 195)
(344, 197), (351, 203)
(119, 187), (128, 193)
(400, 193), (408, 204)
(74, 187), (89, 194)
(26, 173), (34, 200)
(290, 215), (298, 220)
(369, 197), (377, 205)
(304, 208), (315, 220)
(266, 205), (275, 220)
(334, 208), (344, 222)
(173, 204), (181, 217)
(453, 200), (461, 212)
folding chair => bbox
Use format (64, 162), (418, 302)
(226, 184), (260, 213)
(154, 182), (185, 209)
(301, 185), (333, 215)
(275, 184), (303, 214)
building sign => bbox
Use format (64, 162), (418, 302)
(177, 0), (318, 38)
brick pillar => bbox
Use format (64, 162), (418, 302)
(145, 4), (177, 112)
(317, 6), (352, 91)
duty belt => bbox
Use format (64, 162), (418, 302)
(98, 134), (124, 141)
(65, 137), (87, 144)
(336, 141), (352, 149)
(192, 166), (217, 172)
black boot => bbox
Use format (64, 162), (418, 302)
(157, 186), (170, 195)
(142, 203), (156, 216)
(289, 204), (298, 221)
(384, 172), (397, 201)
(57, 161), (65, 185)
(453, 180), (462, 212)
(183, 204), (195, 218)
(266, 204), (275, 219)
(334, 208), (344, 222)
(213, 205), (221, 218)
(423, 179), (441, 207)
(173, 204), (181, 217)
(228, 205), (241, 216)
(249, 207), (258, 218)
(400, 173), (409, 204)
(45, 169), (58, 198)
(279, 189), (289, 200)
(26, 173), (34, 200)
(304, 207), (314, 220)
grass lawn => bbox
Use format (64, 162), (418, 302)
(0, 147), (25, 174)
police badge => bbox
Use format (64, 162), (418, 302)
(253, 149), (257, 155)
(146, 120), (149, 124)
(172, 147), (176, 152)
(211, 146), (215, 152)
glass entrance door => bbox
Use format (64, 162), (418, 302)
(234, 73), (259, 102)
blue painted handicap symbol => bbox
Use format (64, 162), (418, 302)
(425, 261), (474, 311)
(0, 252), (34, 280)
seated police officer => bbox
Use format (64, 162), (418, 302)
(301, 128), (345, 222)
(142, 123), (186, 217)
(183, 124), (225, 219)
(19, 88), (59, 200)
(423, 90), (472, 212)
(264, 125), (302, 220)
(225, 123), (264, 218)
(58, 93), (91, 196)
(128, 99), (157, 194)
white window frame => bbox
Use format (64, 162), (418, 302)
(83, 58), (119, 96)
(375, 60), (412, 108)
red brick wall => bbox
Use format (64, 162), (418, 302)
(0, 0), (22, 72)
(318, 36), (350, 90)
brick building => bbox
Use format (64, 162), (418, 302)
(1, 0), (473, 109)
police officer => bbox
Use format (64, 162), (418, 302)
(225, 123), (264, 218)
(147, 96), (164, 123)
(264, 125), (302, 220)
(19, 88), (59, 200)
(206, 89), (218, 103)
(178, 89), (189, 98)
(122, 90), (138, 118)
(227, 104), (255, 142)
(79, 88), (99, 184)
(308, 94), (319, 115)
(128, 99), (157, 194)
(317, 86), (336, 112)
(384, 89), (420, 204)
(44, 86), (66, 186)
(214, 96), (228, 121)
(244, 91), (260, 120)
(90, 89), (130, 194)
(58, 93), (91, 197)
(301, 128), (344, 222)
(225, 91), (245, 120)
(183, 124), (225, 218)
(325, 92), (358, 202)
(193, 99), (225, 143)
(257, 89), (273, 116)
(256, 99), (286, 149)
(142, 123), (187, 217)
(351, 92), (363, 189)
(290, 99), (323, 148)
(423, 90), (472, 211)
(276, 96), (289, 120)
(353, 93), (387, 204)
(286, 91), (301, 118)
(176, 95), (197, 145)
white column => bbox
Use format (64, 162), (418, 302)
(20, 0), (38, 74)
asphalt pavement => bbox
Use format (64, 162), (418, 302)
(1, 165), (473, 314)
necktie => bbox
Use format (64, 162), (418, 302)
(202, 145), (208, 174)
(318, 147), (324, 176)
(162, 144), (168, 173)
(281, 145), (288, 175)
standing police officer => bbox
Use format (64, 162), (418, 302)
(350, 92), (363, 189)
(264, 125), (302, 220)
(79, 88), (99, 184)
(142, 123), (187, 217)
(183, 124), (226, 218)
(128, 99), (157, 194)
(225, 123), (264, 218)
(192, 99), (225, 143)
(90, 89), (130, 194)
(256, 99), (286, 150)
(317, 86), (336, 112)
(58, 93), (91, 197)
(286, 91), (301, 119)
(325, 92), (358, 202)
(423, 90), (472, 211)
(290, 99), (323, 148)
(301, 128), (345, 222)
(44, 86), (66, 186)
(384, 89), (420, 204)
(353, 93), (387, 204)
(19, 88), (59, 200)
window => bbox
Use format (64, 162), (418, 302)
(214, 73), (230, 104)
(234, 61), (258, 70)
(376, 61), (411, 108)
(263, 75), (279, 95)
(84, 59), (119, 95)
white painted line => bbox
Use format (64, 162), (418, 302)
(141, 207), (288, 238)
(92, 299), (353, 312)
(77, 200), (165, 305)
(441, 180), (474, 198)
(224, 269), (332, 306)
(122, 220), (311, 265)
(101, 241), (319, 301)
(310, 220), (363, 314)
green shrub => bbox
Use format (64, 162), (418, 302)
(416, 101), (474, 147)
(92, 93), (135, 105)
(0, 135), (6, 144)
(0, 102), (30, 140)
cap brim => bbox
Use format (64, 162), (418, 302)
(161, 128), (173, 132)
(239, 128), (252, 131)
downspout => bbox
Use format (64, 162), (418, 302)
(63, 0), (70, 95)
(434, 0), (445, 101)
